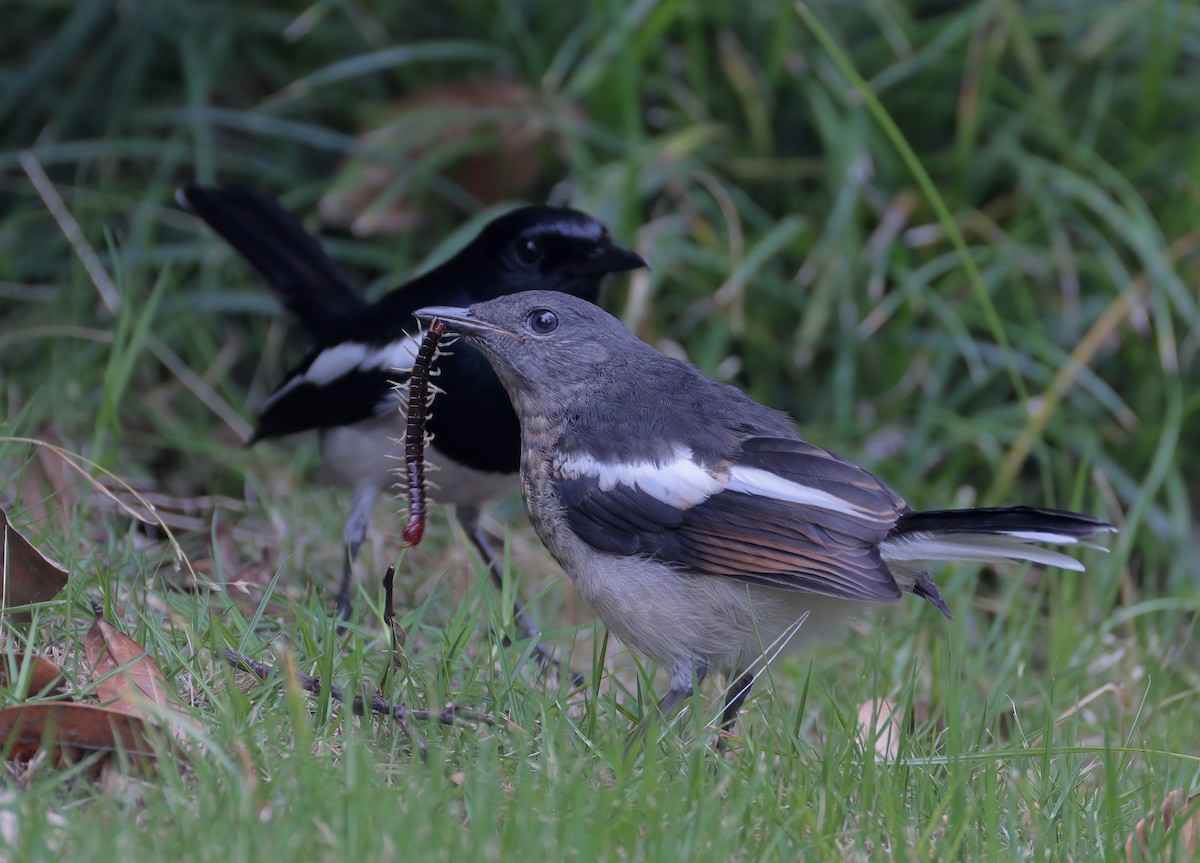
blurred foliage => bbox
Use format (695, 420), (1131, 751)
(0, 4), (1198, 858)
(1, 0), (1197, 592)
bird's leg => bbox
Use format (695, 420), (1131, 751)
(336, 483), (379, 621)
(625, 656), (707, 752)
(720, 670), (755, 732)
(456, 506), (584, 686)
(715, 670), (756, 751)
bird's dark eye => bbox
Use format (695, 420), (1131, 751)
(527, 309), (558, 334)
(515, 237), (542, 265)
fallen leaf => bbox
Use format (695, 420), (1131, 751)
(1126, 787), (1200, 861)
(0, 652), (69, 698)
(855, 698), (902, 761)
(0, 509), (69, 615)
(319, 80), (581, 236)
(14, 430), (74, 533)
(0, 702), (156, 766)
(84, 601), (174, 720)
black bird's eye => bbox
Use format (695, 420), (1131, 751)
(527, 309), (558, 334)
(515, 237), (542, 265)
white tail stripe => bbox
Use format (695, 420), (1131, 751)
(879, 532), (1086, 572)
(1005, 530), (1080, 545)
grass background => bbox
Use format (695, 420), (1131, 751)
(2, 0), (1199, 859)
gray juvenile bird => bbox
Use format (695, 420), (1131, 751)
(414, 291), (1116, 734)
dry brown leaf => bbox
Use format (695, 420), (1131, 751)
(319, 80), (582, 237)
(14, 430), (75, 532)
(0, 652), (69, 698)
(855, 698), (902, 761)
(0, 702), (156, 766)
(0, 509), (69, 616)
(1126, 787), (1200, 861)
(84, 601), (174, 720)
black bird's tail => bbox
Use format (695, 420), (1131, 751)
(178, 185), (368, 343)
(880, 505), (1115, 572)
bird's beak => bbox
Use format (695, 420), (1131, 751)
(566, 243), (649, 277)
(413, 305), (514, 338)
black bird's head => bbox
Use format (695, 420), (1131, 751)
(458, 207), (646, 302)
(415, 290), (654, 414)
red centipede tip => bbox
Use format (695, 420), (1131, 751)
(402, 521), (424, 546)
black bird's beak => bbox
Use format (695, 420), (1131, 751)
(413, 306), (514, 339)
(565, 243), (649, 277)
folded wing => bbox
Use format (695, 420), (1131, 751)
(556, 436), (907, 603)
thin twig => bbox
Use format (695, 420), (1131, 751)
(380, 565), (406, 679)
(382, 565), (397, 629)
(223, 648), (495, 744)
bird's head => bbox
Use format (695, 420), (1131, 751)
(461, 207), (646, 302)
(415, 290), (645, 413)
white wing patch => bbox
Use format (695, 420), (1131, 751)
(726, 466), (867, 518)
(557, 446), (872, 518)
(262, 332), (423, 411)
(557, 447), (721, 508)
(306, 343), (372, 385)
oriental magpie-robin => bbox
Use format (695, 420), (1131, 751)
(414, 291), (1116, 736)
(178, 187), (646, 640)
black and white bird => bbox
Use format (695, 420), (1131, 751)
(178, 187), (647, 635)
(414, 290), (1117, 736)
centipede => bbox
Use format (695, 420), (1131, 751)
(402, 320), (446, 546)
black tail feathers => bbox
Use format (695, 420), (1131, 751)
(178, 185), (367, 342)
(889, 506), (1115, 542)
(880, 506), (1115, 615)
